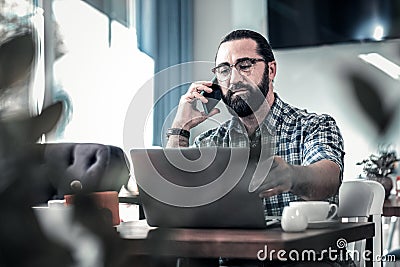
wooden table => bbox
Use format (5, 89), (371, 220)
(118, 221), (374, 261)
(383, 196), (400, 217)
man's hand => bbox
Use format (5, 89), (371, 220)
(166, 81), (220, 148)
(257, 156), (295, 198)
(171, 81), (220, 130)
(257, 157), (341, 200)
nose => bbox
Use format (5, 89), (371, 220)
(229, 66), (243, 84)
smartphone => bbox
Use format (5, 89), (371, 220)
(201, 76), (222, 115)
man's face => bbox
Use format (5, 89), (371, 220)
(215, 39), (269, 117)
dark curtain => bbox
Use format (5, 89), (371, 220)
(136, 0), (194, 146)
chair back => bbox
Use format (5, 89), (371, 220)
(43, 143), (130, 200)
(363, 180), (385, 215)
(339, 180), (373, 218)
(339, 179), (385, 267)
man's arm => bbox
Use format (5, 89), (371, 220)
(166, 135), (190, 147)
(257, 114), (344, 200)
(258, 157), (341, 200)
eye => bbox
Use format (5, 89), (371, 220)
(237, 61), (252, 72)
(217, 66), (230, 76)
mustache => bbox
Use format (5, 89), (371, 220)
(228, 82), (253, 93)
(224, 82), (253, 102)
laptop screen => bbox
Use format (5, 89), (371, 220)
(131, 147), (270, 229)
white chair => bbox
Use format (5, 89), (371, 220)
(338, 179), (385, 267)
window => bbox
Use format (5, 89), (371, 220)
(48, 0), (154, 149)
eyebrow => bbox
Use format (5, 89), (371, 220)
(215, 57), (252, 68)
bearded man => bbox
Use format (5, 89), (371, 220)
(166, 29), (344, 217)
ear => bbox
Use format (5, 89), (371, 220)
(268, 61), (277, 81)
(30, 101), (63, 139)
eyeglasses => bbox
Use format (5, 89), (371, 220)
(211, 58), (265, 82)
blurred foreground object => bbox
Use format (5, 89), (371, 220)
(0, 0), (43, 119)
(0, 2), (131, 265)
(348, 72), (397, 136)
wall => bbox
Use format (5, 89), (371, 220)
(193, 0), (400, 180)
(194, 0), (266, 62)
(275, 41), (400, 180)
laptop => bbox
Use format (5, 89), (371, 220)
(130, 147), (273, 229)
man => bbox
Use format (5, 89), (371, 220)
(166, 29), (344, 216)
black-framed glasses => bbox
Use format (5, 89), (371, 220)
(211, 58), (265, 82)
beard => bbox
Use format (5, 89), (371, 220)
(222, 70), (269, 117)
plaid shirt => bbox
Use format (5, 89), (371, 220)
(194, 94), (344, 216)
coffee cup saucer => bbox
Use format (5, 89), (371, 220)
(307, 219), (339, 229)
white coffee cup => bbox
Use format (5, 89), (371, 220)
(281, 206), (308, 232)
(289, 201), (338, 222)
(32, 206), (74, 244)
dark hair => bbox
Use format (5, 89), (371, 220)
(215, 29), (275, 63)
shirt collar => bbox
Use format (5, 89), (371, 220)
(262, 93), (284, 135)
(227, 93), (284, 136)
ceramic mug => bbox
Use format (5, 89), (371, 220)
(32, 205), (74, 242)
(289, 201), (338, 222)
(281, 206), (308, 232)
(65, 191), (120, 226)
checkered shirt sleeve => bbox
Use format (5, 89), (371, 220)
(193, 94), (345, 216)
(302, 115), (344, 173)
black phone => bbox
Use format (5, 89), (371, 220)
(201, 77), (222, 115)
